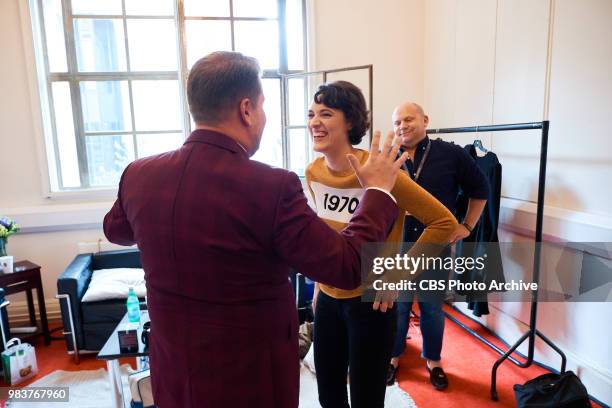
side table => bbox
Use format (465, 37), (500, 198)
(0, 260), (51, 345)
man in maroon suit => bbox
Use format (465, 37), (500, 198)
(104, 51), (408, 407)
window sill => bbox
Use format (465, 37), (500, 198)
(43, 187), (118, 202)
(2, 201), (115, 234)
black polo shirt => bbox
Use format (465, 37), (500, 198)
(402, 136), (490, 242)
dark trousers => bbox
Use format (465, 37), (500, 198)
(314, 291), (396, 408)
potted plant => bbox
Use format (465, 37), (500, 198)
(0, 216), (19, 274)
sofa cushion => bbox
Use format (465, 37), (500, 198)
(81, 268), (146, 302)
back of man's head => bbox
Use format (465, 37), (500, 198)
(187, 51), (262, 125)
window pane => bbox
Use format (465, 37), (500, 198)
(80, 81), (132, 132)
(288, 78), (306, 126)
(132, 80), (182, 131)
(125, 0), (174, 16)
(305, 73), (325, 100)
(51, 82), (81, 187)
(136, 133), (184, 157)
(326, 70), (371, 149)
(86, 135), (135, 186)
(252, 78), (282, 167)
(289, 128), (309, 176)
(71, 0), (122, 15)
(127, 19), (178, 71)
(189, 114), (195, 133)
(184, 0), (229, 17)
(233, 0), (277, 18)
(286, 0), (304, 70)
(42, 0), (67, 72)
(74, 19), (127, 72)
(234, 21), (279, 69)
(185, 20), (232, 68)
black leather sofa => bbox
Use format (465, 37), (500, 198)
(56, 249), (142, 363)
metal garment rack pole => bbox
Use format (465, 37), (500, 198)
(284, 64), (374, 144)
(427, 120), (567, 401)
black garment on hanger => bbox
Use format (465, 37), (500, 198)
(454, 145), (505, 317)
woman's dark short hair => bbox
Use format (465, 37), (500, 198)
(187, 51), (261, 124)
(313, 81), (370, 145)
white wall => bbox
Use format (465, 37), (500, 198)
(491, 0), (550, 205)
(423, 0), (612, 403)
(546, 0), (612, 217)
(1, 0), (49, 209)
(424, 0), (612, 219)
(309, 0), (425, 140)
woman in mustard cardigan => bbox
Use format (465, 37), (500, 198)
(305, 81), (457, 408)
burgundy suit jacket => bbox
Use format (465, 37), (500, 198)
(103, 129), (397, 407)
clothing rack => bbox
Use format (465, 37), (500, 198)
(426, 120), (567, 401)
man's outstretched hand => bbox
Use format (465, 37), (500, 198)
(347, 130), (409, 193)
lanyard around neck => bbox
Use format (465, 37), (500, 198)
(402, 139), (431, 182)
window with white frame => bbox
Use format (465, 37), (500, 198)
(30, 0), (307, 191)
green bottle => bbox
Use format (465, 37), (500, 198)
(126, 287), (140, 323)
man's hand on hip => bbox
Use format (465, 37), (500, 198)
(449, 223), (471, 244)
(347, 130), (409, 193)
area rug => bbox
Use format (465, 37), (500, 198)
(10, 361), (416, 407)
(6, 365), (133, 408)
(299, 365), (417, 407)
(300, 347), (417, 408)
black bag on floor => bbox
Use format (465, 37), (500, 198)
(514, 371), (592, 408)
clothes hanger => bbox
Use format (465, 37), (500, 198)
(473, 139), (489, 156)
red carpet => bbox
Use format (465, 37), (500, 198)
(396, 305), (604, 408)
(6, 311), (605, 408)
(2, 324), (133, 388)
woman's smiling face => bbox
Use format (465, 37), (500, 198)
(308, 102), (351, 154)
